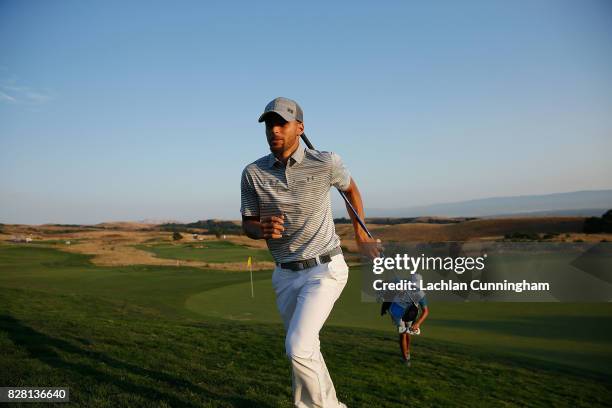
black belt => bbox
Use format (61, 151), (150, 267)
(277, 246), (343, 271)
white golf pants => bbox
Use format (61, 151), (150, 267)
(271, 253), (349, 408)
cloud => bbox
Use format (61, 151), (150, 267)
(0, 76), (54, 105)
(0, 90), (17, 102)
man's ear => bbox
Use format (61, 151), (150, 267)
(297, 121), (304, 134)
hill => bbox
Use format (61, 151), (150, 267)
(367, 189), (612, 217)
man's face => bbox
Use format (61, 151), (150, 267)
(264, 113), (304, 155)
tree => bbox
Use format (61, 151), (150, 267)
(172, 231), (183, 241)
(583, 209), (612, 233)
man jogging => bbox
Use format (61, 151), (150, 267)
(380, 274), (429, 367)
(240, 97), (378, 407)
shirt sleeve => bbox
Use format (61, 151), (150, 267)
(330, 152), (351, 191)
(418, 296), (428, 308)
(240, 167), (259, 217)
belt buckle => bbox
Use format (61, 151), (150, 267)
(312, 256), (320, 267)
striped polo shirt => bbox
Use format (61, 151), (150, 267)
(240, 144), (351, 263)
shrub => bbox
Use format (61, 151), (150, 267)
(504, 232), (540, 241)
(583, 209), (612, 233)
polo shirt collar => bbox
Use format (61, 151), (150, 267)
(267, 144), (306, 168)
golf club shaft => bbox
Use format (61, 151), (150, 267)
(300, 133), (374, 239)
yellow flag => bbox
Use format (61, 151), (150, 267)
(247, 256), (252, 267)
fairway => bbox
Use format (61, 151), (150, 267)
(135, 240), (274, 263)
(1, 244), (611, 407)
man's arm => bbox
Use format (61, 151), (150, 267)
(242, 215), (285, 240)
(242, 216), (263, 240)
(411, 306), (429, 331)
(241, 166), (285, 240)
(342, 177), (380, 258)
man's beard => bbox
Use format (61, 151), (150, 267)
(269, 144), (283, 154)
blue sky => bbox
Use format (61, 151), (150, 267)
(1, 0), (611, 224)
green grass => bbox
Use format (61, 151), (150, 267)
(0, 245), (611, 407)
(134, 240), (273, 263)
(186, 276), (612, 377)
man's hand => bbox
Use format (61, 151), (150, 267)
(380, 301), (391, 316)
(357, 237), (382, 259)
(260, 215), (285, 239)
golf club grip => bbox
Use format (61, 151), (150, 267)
(300, 133), (374, 239)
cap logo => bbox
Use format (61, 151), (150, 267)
(287, 108), (294, 114)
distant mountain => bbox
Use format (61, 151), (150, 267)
(366, 189), (612, 218)
(484, 208), (608, 218)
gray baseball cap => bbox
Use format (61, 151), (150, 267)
(258, 97), (303, 123)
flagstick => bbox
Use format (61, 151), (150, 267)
(249, 261), (254, 298)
